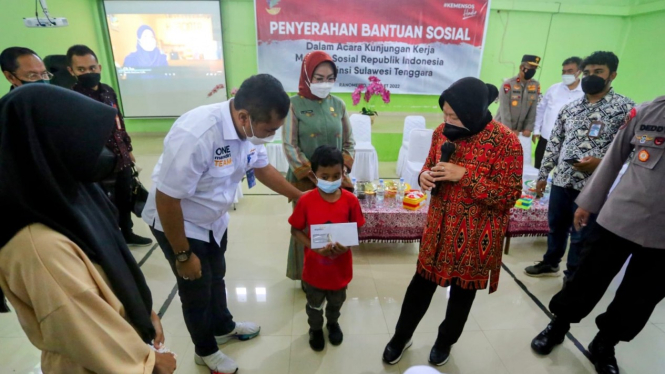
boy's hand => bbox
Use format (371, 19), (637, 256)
(332, 242), (350, 255)
(316, 243), (336, 257)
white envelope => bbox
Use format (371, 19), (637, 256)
(310, 222), (359, 249)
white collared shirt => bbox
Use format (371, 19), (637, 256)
(534, 81), (584, 140)
(142, 100), (268, 244)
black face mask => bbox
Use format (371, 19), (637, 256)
(582, 75), (608, 95)
(86, 147), (117, 182)
(443, 123), (472, 141)
(18, 79), (49, 86)
(77, 73), (102, 89)
(523, 68), (536, 80)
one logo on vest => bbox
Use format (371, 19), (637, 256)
(214, 145), (232, 167)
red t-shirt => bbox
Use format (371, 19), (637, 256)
(288, 189), (366, 290)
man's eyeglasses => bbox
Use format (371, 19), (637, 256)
(12, 71), (54, 82)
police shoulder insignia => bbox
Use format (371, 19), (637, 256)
(620, 107), (637, 130)
(503, 83), (510, 94)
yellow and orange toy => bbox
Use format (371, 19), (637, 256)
(403, 190), (426, 211)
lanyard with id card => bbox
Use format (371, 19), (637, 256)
(588, 121), (604, 139)
(246, 154), (256, 189)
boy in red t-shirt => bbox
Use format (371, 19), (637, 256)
(288, 145), (365, 352)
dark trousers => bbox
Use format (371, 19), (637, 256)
(534, 137), (548, 169)
(392, 273), (477, 348)
(101, 167), (134, 237)
(152, 228), (236, 356)
(304, 282), (347, 331)
(543, 185), (597, 277)
(550, 225), (665, 342)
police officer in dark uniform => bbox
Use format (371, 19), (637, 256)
(530, 96), (665, 374)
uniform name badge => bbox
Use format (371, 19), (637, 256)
(588, 121), (604, 139)
(246, 154), (256, 189)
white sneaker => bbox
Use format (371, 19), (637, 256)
(195, 351), (238, 374)
(215, 321), (261, 344)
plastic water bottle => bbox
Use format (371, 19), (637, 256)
(352, 177), (358, 197)
(377, 179), (385, 203)
(397, 178), (406, 202)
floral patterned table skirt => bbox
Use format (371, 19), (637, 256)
(358, 197), (549, 244)
(358, 197), (428, 243)
(506, 200), (549, 238)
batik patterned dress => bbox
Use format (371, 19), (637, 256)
(417, 121), (523, 293)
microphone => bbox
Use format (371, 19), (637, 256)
(431, 142), (456, 195)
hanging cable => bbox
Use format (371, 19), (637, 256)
(38, 0), (56, 25)
(34, 0), (46, 27)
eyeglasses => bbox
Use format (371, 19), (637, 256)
(12, 71), (54, 82)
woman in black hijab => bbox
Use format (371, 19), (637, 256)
(0, 85), (176, 373)
(123, 25), (169, 68)
(382, 78), (523, 367)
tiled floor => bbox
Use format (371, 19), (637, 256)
(1, 136), (664, 374)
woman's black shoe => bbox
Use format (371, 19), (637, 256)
(429, 344), (451, 366)
(382, 339), (413, 365)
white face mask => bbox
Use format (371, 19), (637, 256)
(139, 34), (157, 51)
(562, 74), (577, 86)
(316, 177), (342, 194)
(242, 117), (275, 145)
(309, 82), (334, 99)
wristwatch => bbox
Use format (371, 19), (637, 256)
(175, 249), (192, 263)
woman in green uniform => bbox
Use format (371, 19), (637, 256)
(283, 51), (356, 282)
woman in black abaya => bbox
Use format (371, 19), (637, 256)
(0, 85), (175, 373)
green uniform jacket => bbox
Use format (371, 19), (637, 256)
(282, 95), (355, 191)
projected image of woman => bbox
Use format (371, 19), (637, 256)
(123, 25), (168, 68)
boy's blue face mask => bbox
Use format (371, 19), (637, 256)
(317, 177), (342, 193)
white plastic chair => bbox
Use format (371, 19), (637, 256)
(519, 134), (533, 168)
(401, 128), (434, 190)
(396, 116), (426, 177)
(348, 114), (379, 182)
(523, 164), (539, 181)
(266, 127), (289, 173)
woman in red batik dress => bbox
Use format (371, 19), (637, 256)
(382, 77), (523, 367)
